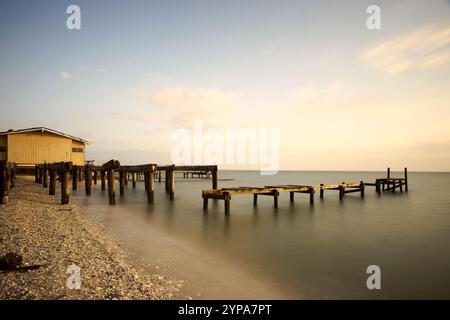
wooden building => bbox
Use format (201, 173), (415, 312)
(0, 127), (90, 166)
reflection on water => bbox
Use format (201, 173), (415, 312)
(73, 171), (450, 299)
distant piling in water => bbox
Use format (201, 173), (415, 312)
(32, 160), (219, 207)
(202, 168), (408, 214)
(25, 163), (410, 216)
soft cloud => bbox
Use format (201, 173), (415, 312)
(130, 86), (238, 111)
(290, 82), (344, 103)
(129, 86), (241, 127)
(288, 82), (376, 114)
(60, 71), (72, 80)
(362, 24), (450, 75)
(110, 111), (161, 122)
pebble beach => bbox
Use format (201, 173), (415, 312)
(0, 176), (183, 300)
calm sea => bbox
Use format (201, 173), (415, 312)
(72, 170), (450, 299)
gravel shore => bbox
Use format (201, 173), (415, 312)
(0, 176), (183, 299)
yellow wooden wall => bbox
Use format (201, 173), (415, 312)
(0, 136), (6, 161)
(6, 131), (85, 165)
(71, 140), (85, 165)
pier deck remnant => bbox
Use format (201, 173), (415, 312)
(202, 168), (408, 214)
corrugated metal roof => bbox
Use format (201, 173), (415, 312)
(0, 127), (91, 144)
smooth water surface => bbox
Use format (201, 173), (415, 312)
(72, 171), (450, 299)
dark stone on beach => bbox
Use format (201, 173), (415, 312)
(0, 252), (23, 270)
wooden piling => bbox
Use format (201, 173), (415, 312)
(72, 167), (78, 191)
(78, 168), (82, 182)
(289, 192), (294, 203)
(203, 195), (208, 210)
(169, 165), (175, 200)
(387, 167), (390, 179)
(253, 194), (258, 206)
(164, 167), (169, 192)
(224, 192), (231, 215)
(94, 170), (98, 185)
(144, 171), (148, 191)
(132, 172), (136, 188)
(273, 190), (279, 208)
(320, 184), (324, 199)
(404, 168), (408, 192)
(10, 165), (15, 189)
(360, 181), (365, 198)
(43, 166), (48, 188)
(0, 162), (6, 205)
(85, 166), (92, 196)
(102, 160), (120, 205)
(339, 185), (344, 201)
(309, 187), (315, 204)
(145, 171), (154, 203)
(34, 165), (39, 183)
(119, 171), (125, 196)
(61, 163), (70, 205)
(212, 166), (218, 189)
(49, 170), (56, 195)
(124, 172), (128, 186)
(101, 171), (106, 190)
(107, 170), (115, 205)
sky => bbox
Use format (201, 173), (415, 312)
(1, 0), (450, 171)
